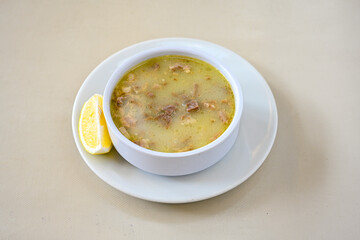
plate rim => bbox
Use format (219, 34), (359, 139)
(71, 38), (278, 203)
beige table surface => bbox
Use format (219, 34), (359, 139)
(1, 0), (359, 239)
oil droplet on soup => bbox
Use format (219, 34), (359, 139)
(110, 55), (235, 153)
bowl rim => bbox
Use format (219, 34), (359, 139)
(103, 45), (243, 158)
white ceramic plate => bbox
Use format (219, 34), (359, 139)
(71, 38), (278, 203)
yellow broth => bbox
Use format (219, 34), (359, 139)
(110, 55), (235, 152)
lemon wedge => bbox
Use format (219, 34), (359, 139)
(79, 94), (112, 154)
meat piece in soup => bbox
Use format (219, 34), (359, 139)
(110, 55), (235, 153)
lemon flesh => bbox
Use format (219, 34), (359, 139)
(79, 94), (112, 154)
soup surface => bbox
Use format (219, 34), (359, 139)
(110, 55), (235, 152)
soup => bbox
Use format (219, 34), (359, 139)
(110, 55), (235, 153)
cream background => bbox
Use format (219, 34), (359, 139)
(1, 0), (359, 239)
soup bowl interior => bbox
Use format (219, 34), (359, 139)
(103, 46), (243, 176)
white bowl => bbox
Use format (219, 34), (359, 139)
(103, 46), (243, 176)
